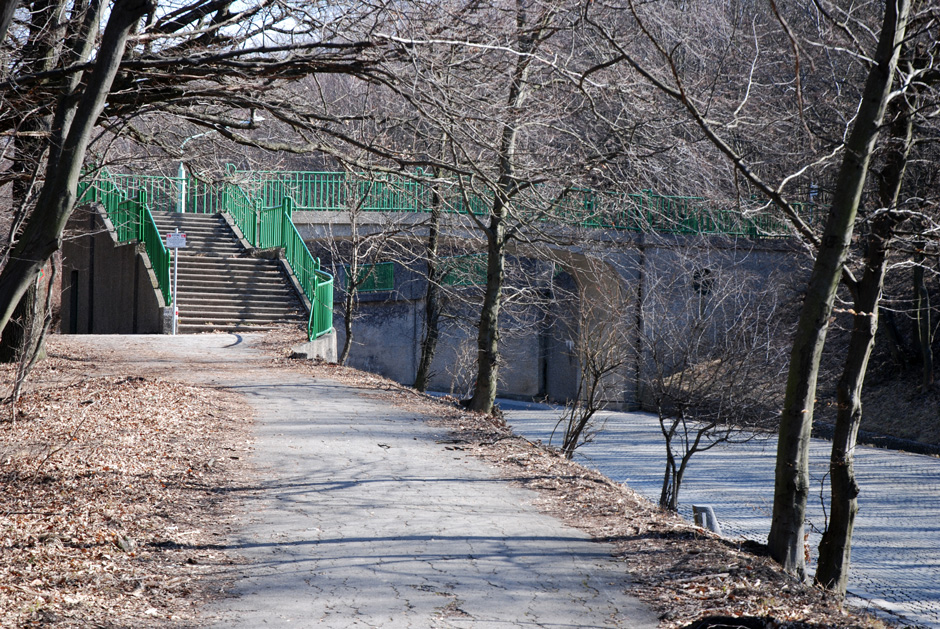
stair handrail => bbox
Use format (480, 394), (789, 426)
(220, 181), (334, 340)
(78, 171), (172, 306)
(279, 199), (334, 340)
(220, 180), (262, 246)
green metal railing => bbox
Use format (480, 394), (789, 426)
(230, 168), (817, 238)
(81, 164), (818, 341)
(235, 170), (435, 213)
(546, 188), (819, 238)
(342, 261), (395, 293)
(281, 199), (334, 341)
(219, 180), (261, 245)
(217, 191), (334, 340)
(93, 171), (223, 215)
(77, 176), (172, 306)
(80, 169), (334, 340)
(440, 254), (487, 287)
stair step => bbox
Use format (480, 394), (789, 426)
(176, 282), (293, 293)
(176, 259), (282, 269)
(178, 296), (297, 306)
(179, 269), (284, 286)
(181, 294), (298, 302)
(176, 264), (283, 274)
(176, 284), (294, 294)
(179, 311), (302, 322)
(176, 264), (281, 274)
(180, 315), (302, 323)
(179, 311), (302, 321)
(177, 317), (303, 332)
(176, 283), (294, 293)
(177, 324), (283, 334)
(149, 211), (308, 334)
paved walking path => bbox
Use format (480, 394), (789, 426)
(65, 335), (657, 628)
(501, 401), (940, 628)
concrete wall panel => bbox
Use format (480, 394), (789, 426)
(61, 205), (167, 335)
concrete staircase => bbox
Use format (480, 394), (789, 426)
(150, 211), (305, 334)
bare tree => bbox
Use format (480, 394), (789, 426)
(582, 0), (921, 578)
(816, 27), (940, 593)
(3, 259), (57, 418)
(334, 1), (647, 414)
(637, 246), (788, 511)
(0, 0), (383, 358)
(0, 0), (153, 355)
(413, 168), (447, 392)
(324, 175), (408, 366)
(550, 259), (634, 459)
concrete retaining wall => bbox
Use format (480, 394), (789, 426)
(60, 204), (168, 335)
(291, 330), (338, 362)
(309, 231), (806, 408)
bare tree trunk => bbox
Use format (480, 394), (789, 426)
(466, 211), (506, 412)
(816, 90), (915, 593)
(2, 125), (51, 360)
(6, 260), (56, 414)
(767, 0), (910, 578)
(465, 1), (549, 415)
(338, 230), (359, 366)
(559, 372), (592, 459)
(339, 287), (356, 366)
(913, 245), (933, 389)
(0, 0), (151, 338)
(0, 0), (64, 359)
(667, 454), (694, 512)
(414, 191), (442, 391)
(659, 416), (708, 511)
(0, 0), (17, 45)
(815, 217), (892, 593)
(660, 440), (676, 509)
(0, 283), (44, 363)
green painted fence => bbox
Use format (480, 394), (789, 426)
(77, 176), (172, 306)
(92, 171), (223, 215)
(229, 168), (817, 238)
(342, 261), (396, 293)
(216, 192), (334, 341)
(440, 254), (487, 287)
(80, 164), (818, 341)
(80, 169), (334, 340)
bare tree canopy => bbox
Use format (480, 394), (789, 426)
(0, 0), (387, 350)
(2, 0), (938, 599)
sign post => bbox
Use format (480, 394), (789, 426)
(165, 229), (187, 335)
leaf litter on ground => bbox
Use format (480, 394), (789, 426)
(1, 342), (254, 628)
(1, 329), (898, 628)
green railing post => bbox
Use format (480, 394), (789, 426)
(281, 196), (294, 246)
(177, 162), (186, 213)
(136, 190), (148, 241)
(253, 198), (263, 248)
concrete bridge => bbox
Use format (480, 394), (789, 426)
(295, 208), (803, 407)
(63, 168), (807, 407)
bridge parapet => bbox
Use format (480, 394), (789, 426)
(78, 165), (814, 347)
(228, 167), (819, 239)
